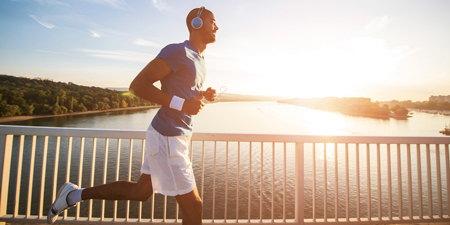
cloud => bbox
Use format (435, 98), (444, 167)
(85, 0), (128, 9)
(134, 39), (163, 48)
(33, 0), (70, 6)
(80, 49), (155, 63)
(34, 50), (68, 54)
(152, 0), (169, 11)
(363, 15), (389, 35)
(29, 14), (55, 29)
(89, 30), (101, 38)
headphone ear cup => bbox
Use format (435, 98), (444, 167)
(191, 17), (203, 29)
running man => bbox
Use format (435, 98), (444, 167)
(47, 7), (219, 225)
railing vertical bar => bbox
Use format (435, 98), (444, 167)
(151, 192), (155, 221)
(283, 142), (286, 222)
(76, 137), (85, 220)
(271, 142), (275, 223)
(324, 143), (327, 221)
(345, 143), (349, 221)
(446, 144), (450, 217)
(397, 144), (402, 219)
(295, 142), (305, 225)
(139, 139), (145, 222)
(201, 141), (205, 200)
(51, 137), (60, 202)
(356, 143), (360, 221)
(426, 144), (432, 218)
(63, 137), (73, 219)
(260, 141), (263, 222)
(236, 141), (240, 222)
(113, 138), (121, 221)
(163, 195), (167, 222)
(335, 143), (338, 222)
(387, 144), (392, 220)
(366, 143), (371, 221)
(26, 135), (36, 218)
(38, 136), (49, 218)
(407, 144), (413, 219)
(416, 144), (423, 219)
(212, 141), (217, 221)
(88, 138), (97, 220)
(312, 143), (316, 222)
(377, 144), (381, 221)
(101, 138), (109, 221)
(14, 135), (25, 217)
(248, 142), (252, 222)
(225, 141), (229, 222)
(435, 144), (442, 217)
(126, 139), (133, 221)
(0, 134), (13, 219)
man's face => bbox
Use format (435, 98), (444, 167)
(200, 12), (219, 44)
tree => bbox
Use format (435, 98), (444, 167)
(391, 105), (409, 116)
(120, 99), (128, 108)
(22, 103), (35, 115)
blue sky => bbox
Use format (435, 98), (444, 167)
(1, 0), (450, 101)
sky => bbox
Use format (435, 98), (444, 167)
(1, 0), (450, 101)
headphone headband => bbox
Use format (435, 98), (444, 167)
(197, 6), (204, 17)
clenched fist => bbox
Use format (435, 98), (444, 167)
(182, 96), (205, 115)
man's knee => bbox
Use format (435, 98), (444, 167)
(192, 197), (203, 212)
(133, 192), (152, 202)
(131, 186), (152, 202)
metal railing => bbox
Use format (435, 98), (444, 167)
(0, 125), (449, 224)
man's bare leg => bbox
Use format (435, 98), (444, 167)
(81, 173), (153, 201)
(176, 186), (203, 225)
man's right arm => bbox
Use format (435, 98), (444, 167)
(129, 58), (204, 115)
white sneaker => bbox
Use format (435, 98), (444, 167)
(47, 182), (79, 224)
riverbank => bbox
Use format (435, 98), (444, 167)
(411, 108), (450, 116)
(0, 105), (159, 123)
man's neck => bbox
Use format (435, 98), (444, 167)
(189, 38), (207, 56)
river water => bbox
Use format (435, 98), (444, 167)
(2, 101), (449, 220)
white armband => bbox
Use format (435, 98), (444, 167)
(169, 96), (185, 111)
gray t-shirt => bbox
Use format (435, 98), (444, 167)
(151, 40), (206, 136)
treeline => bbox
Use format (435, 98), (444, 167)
(0, 74), (153, 117)
(278, 97), (409, 117)
(381, 100), (450, 111)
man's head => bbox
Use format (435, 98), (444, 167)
(186, 7), (219, 44)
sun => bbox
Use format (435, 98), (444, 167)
(234, 36), (407, 99)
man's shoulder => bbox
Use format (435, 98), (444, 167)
(161, 41), (188, 54)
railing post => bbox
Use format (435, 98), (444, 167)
(295, 142), (305, 225)
(0, 134), (13, 219)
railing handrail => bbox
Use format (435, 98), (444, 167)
(1, 125), (450, 144)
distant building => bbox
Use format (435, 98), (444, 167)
(429, 95), (450, 102)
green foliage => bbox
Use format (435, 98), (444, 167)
(0, 74), (153, 117)
(391, 105), (409, 116)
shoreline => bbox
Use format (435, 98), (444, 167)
(280, 103), (411, 119)
(0, 105), (159, 123)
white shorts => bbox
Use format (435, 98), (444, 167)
(141, 125), (195, 196)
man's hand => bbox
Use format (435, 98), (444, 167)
(182, 96), (205, 115)
(203, 87), (217, 102)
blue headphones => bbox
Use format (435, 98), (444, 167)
(191, 6), (205, 29)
